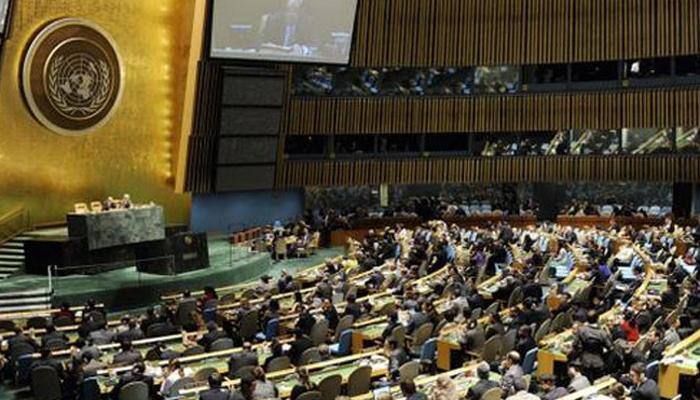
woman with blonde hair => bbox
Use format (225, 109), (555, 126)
(429, 375), (460, 400)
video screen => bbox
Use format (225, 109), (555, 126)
(210, 0), (358, 64)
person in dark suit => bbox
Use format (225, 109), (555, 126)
(628, 362), (660, 400)
(258, 0), (311, 48)
(286, 329), (313, 366)
(321, 299), (339, 330)
(466, 362), (498, 400)
(295, 306), (315, 336)
(198, 322), (228, 352)
(228, 342), (258, 377)
(112, 340), (143, 367)
(8, 327), (39, 352)
(40, 324), (68, 348)
(343, 295), (362, 320)
(110, 362), (155, 400)
(200, 372), (233, 400)
(30, 347), (66, 379)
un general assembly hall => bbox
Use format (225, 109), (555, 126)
(2, 1), (700, 399)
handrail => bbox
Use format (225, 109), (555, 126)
(0, 206), (30, 246)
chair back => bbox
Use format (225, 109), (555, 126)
(481, 387), (503, 400)
(44, 338), (68, 351)
(194, 367), (218, 382)
(181, 345), (205, 356)
(522, 347), (538, 374)
(534, 318), (551, 343)
(146, 322), (172, 337)
(266, 356), (291, 372)
(481, 335), (503, 363)
(399, 360), (421, 382)
(296, 391), (322, 400)
(239, 310), (259, 340)
(317, 374), (342, 400)
(52, 316), (73, 327)
(335, 315), (354, 341)
(176, 300), (198, 326)
(300, 347), (321, 365)
(346, 365), (372, 396)
(411, 322), (434, 349)
(263, 318), (280, 341)
(210, 338), (234, 351)
(502, 329), (517, 353)
(391, 325), (406, 347)
(470, 308), (483, 320)
(508, 287), (524, 308)
(420, 338), (438, 362)
(118, 381), (149, 400)
(485, 302), (499, 316)
(166, 377), (196, 397)
(26, 316), (48, 329)
(233, 365), (256, 380)
(310, 319), (329, 346)
(30, 365), (62, 400)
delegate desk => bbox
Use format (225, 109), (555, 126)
(659, 329), (700, 399)
(67, 205), (165, 250)
(556, 215), (664, 229)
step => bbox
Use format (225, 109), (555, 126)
(0, 254), (24, 260)
(3, 242), (24, 248)
(0, 296), (52, 306)
(12, 236), (33, 241)
(0, 260), (23, 267)
(0, 273), (9, 280)
(0, 288), (52, 299)
(0, 248), (24, 254)
(0, 266), (19, 273)
(0, 304), (52, 313)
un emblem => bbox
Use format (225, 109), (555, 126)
(22, 19), (123, 135)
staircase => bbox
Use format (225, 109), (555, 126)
(0, 206), (31, 280)
(0, 235), (29, 279)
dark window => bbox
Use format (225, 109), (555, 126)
(677, 127), (700, 154)
(285, 135), (326, 156)
(523, 64), (568, 84)
(334, 135), (375, 155)
(571, 61), (619, 82)
(473, 66), (520, 94)
(424, 133), (471, 153)
(676, 55), (700, 77)
(570, 130), (619, 155)
(377, 134), (421, 154)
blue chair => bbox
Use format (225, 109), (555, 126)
(329, 329), (353, 356)
(255, 318), (279, 341)
(15, 354), (34, 385)
(522, 347), (538, 374)
(419, 338), (437, 362)
(645, 360), (659, 381)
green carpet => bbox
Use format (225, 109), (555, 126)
(0, 235), (343, 310)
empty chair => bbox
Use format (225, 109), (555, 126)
(470, 308), (483, 320)
(146, 322), (173, 337)
(296, 391), (322, 400)
(30, 365), (62, 400)
(118, 381), (149, 400)
(26, 316), (48, 330)
(317, 374), (342, 400)
(399, 360), (421, 383)
(310, 319), (329, 346)
(522, 347), (538, 374)
(300, 347), (321, 365)
(51, 316), (73, 327)
(508, 287), (523, 308)
(408, 322), (433, 354)
(334, 315), (354, 341)
(485, 302), (499, 316)
(534, 319), (551, 343)
(44, 338), (68, 351)
(481, 335), (503, 363)
(266, 356), (291, 372)
(255, 318), (279, 342)
(391, 325), (406, 347)
(193, 367), (218, 383)
(233, 365), (256, 380)
(502, 329), (517, 354)
(165, 377), (196, 397)
(209, 338), (234, 351)
(0, 319), (16, 331)
(346, 365), (372, 396)
(420, 338), (438, 362)
(181, 345), (205, 357)
(329, 329), (353, 356)
(481, 387), (504, 400)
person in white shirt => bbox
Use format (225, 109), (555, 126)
(160, 359), (194, 396)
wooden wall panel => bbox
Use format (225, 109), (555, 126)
(349, 0), (700, 67)
(286, 88), (700, 135)
(278, 156), (700, 187)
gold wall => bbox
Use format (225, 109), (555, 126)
(0, 0), (197, 224)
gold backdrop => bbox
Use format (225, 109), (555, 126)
(0, 0), (196, 224)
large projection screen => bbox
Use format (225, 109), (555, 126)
(210, 0), (358, 64)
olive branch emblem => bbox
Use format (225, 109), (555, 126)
(47, 54), (111, 117)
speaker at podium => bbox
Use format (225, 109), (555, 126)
(135, 232), (209, 275)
